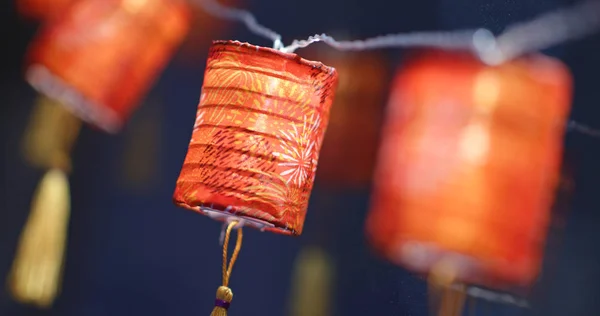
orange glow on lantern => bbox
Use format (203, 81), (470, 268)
(17, 0), (78, 21)
(366, 51), (572, 289)
(25, 0), (191, 133)
(304, 50), (389, 187)
(173, 41), (338, 236)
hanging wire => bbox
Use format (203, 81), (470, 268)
(279, 30), (481, 54)
(567, 121), (600, 138)
(195, 0), (600, 64)
(281, 0), (600, 63)
(195, 0), (284, 49)
(490, 0), (600, 65)
(194, 0), (600, 139)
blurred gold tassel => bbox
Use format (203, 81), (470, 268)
(288, 246), (335, 316)
(211, 221), (243, 316)
(428, 259), (467, 316)
(22, 96), (81, 171)
(8, 96), (80, 308)
(119, 98), (162, 191)
(8, 169), (71, 308)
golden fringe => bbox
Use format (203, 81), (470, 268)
(7, 169), (71, 308)
(22, 96), (81, 171)
(428, 259), (467, 316)
(288, 246), (334, 316)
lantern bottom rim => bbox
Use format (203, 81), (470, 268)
(200, 206), (275, 232)
(26, 64), (122, 134)
(174, 201), (298, 235)
(386, 240), (538, 292)
(444, 283), (531, 308)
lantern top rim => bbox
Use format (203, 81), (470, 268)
(211, 40), (337, 76)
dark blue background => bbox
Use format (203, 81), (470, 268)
(1, 0), (599, 315)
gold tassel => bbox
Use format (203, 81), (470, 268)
(211, 221), (243, 316)
(8, 169), (71, 308)
(428, 259), (467, 316)
(8, 96), (80, 308)
(288, 246), (335, 316)
(22, 96), (81, 171)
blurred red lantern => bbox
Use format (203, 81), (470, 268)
(17, 0), (78, 21)
(25, 0), (191, 133)
(303, 49), (389, 187)
(10, 1), (190, 307)
(173, 40), (338, 236)
(366, 50), (572, 290)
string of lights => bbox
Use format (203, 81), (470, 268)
(197, 0), (600, 63)
(196, 0), (600, 138)
(567, 121), (600, 138)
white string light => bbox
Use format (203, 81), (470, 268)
(567, 121), (600, 138)
(279, 30), (482, 54)
(196, 0), (284, 50)
(195, 0), (600, 139)
(195, 0), (600, 64)
(492, 0), (600, 64)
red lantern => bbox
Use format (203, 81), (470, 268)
(366, 50), (572, 290)
(25, 0), (191, 133)
(303, 50), (389, 187)
(17, 0), (78, 21)
(173, 41), (337, 314)
(174, 41), (338, 236)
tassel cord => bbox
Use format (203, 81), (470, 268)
(211, 221), (243, 316)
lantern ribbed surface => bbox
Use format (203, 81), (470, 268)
(173, 40), (338, 236)
(25, 0), (190, 133)
(366, 51), (572, 289)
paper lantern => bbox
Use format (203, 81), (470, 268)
(366, 50), (572, 290)
(173, 41), (336, 314)
(174, 40), (338, 236)
(306, 50), (388, 187)
(25, 0), (191, 133)
(17, 0), (77, 21)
